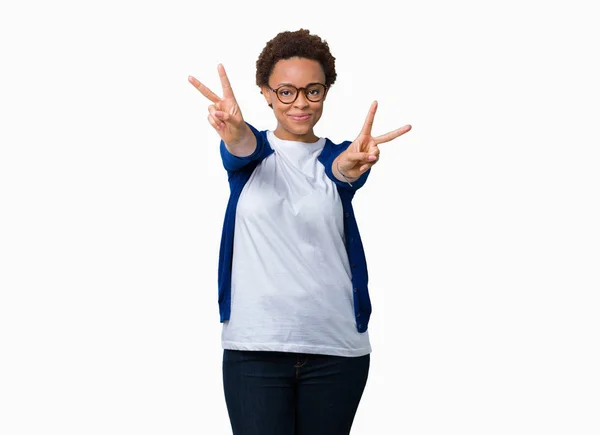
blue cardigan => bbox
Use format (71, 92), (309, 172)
(217, 123), (372, 333)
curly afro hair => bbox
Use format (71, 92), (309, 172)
(256, 29), (337, 89)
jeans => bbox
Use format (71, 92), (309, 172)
(222, 349), (370, 435)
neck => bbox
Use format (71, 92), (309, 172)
(274, 127), (318, 143)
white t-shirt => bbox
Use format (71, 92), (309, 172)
(221, 131), (371, 357)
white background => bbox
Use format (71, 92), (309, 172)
(1, 0), (599, 434)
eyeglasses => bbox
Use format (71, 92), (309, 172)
(268, 83), (328, 104)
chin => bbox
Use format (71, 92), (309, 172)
(291, 125), (313, 135)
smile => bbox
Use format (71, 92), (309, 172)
(289, 114), (311, 122)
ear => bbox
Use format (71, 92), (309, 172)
(261, 86), (273, 108)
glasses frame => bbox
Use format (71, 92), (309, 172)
(268, 82), (329, 104)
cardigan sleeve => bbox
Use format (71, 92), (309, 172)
(219, 123), (272, 172)
(322, 140), (371, 192)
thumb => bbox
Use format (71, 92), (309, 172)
(215, 108), (244, 127)
(214, 111), (243, 127)
(345, 151), (370, 163)
(214, 111), (229, 121)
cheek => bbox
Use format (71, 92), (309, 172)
(274, 106), (288, 121)
(312, 105), (324, 120)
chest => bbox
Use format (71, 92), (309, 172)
(236, 150), (343, 232)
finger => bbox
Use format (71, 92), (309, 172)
(208, 105), (221, 127)
(214, 111), (231, 122)
(368, 144), (380, 159)
(373, 124), (412, 145)
(189, 75), (221, 103)
(207, 114), (224, 130)
(366, 149), (379, 162)
(359, 163), (374, 172)
(360, 100), (378, 137)
(209, 104), (232, 123)
(218, 64), (236, 100)
(361, 145), (380, 167)
(207, 114), (219, 130)
(346, 151), (372, 162)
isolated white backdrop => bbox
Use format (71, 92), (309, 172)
(1, 0), (599, 434)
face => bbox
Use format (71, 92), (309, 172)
(261, 57), (327, 143)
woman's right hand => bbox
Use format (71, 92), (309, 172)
(188, 64), (249, 146)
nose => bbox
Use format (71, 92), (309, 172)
(293, 91), (310, 109)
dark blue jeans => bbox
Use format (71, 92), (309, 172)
(222, 349), (370, 435)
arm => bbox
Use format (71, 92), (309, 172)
(222, 123), (256, 157)
(220, 123), (273, 172)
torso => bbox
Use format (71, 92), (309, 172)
(220, 131), (371, 357)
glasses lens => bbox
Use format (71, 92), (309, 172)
(305, 84), (326, 102)
(277, 86), (298, 103)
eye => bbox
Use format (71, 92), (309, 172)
(306, 84), (325, 97)
(277, 86), (296, 97)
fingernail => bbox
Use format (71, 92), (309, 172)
(368, 155), (376, 160)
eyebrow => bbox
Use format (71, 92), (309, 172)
(275, 81), (325, 87)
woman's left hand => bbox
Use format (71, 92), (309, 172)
(336, 101), (411, 180)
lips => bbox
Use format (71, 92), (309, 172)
(289, 114), (311, 122)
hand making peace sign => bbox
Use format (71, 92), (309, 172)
(337, 101), (412, 180)
(188, 64), (249, 146)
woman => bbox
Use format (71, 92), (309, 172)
(188, 29), (411, 435)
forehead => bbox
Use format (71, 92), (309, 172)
(270, 57), (325, 86)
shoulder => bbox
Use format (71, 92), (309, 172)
(319, 137), (352, 161)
